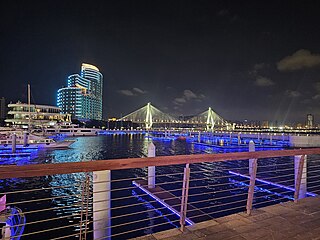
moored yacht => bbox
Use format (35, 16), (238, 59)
(0, 132), (75, 150)
(34, 122), (99, 137)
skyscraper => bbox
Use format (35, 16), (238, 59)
(57, 63), (103, 121)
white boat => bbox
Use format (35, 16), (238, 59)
(33, 123), (99, 137)
(0, 132), (75, 150)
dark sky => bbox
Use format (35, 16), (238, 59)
(1, 0), (320, 124)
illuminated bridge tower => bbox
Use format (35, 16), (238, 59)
(119, 102), (177, 130)
(57, 63), (103, 121)
(145, 102), (153, 129)
(189, 107), (227, 131)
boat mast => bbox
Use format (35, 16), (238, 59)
(28, 83), (31, 131)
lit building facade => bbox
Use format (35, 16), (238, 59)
(57, 63), (103, 121)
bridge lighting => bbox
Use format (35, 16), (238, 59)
(117, 102), (228, 130)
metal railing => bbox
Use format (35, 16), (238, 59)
(0, 148), (320, 239)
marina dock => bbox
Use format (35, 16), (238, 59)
(133, 180), (212, 223)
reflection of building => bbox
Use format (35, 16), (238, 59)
(307, 114), (314, 128)
(5, 102), (70, 127)
(0, 97), (6, 119)
(57, 63), (103, 121)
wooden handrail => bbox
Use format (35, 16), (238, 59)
(1, 148), (320, 179)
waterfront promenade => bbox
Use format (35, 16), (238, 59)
(133, 196), (320, 240)
(2, 137), (320, 239)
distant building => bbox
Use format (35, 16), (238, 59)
(5, 101), (70, 127)
(307, 114), (314, 128)
(0, 97), (6, 119)
(57, 63), (103, 121)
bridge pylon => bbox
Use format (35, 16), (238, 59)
(145, 102), (153, 130)
(119, 102), (178, 130)
(188, 107), (227, 131)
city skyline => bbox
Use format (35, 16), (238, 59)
(1, 1), (320, 123)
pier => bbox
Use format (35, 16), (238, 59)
(133, 179), (211, 224)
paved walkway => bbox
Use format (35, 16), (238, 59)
(132, 196), (320, 240)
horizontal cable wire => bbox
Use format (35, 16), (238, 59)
(189, 192), (248, 206)
(188, 186), (248, 199)
(85, 211), (177, 233)
(189, 174), (245, 182)
(18, 222), (82, 238)
(85, 218), (180, 239)
(2, 183), (81, 196)
(7, 202), (83, 219)
(188, 180), (250, 191)
(189, 204), (246, 219)
(253, 184), (294, 194)
(307, 185), (320, 191)
(255, 173), (295, 181)
(252, 196), (290, 207)
(109, 219), (180, 238)
(96, 176), (146, 184)
(8, 191), (82, 205)
(256, 168), (293, 174)
(110, 204), (172, 220)
(154, 172), (185, 177)
(255, 179), (294, 189)
(253, 190), (293, 200)
(51, 232), (80, 240)
(94, 180), (184, 196)
(188, 198), (248, 213)
(14, 212), (83, 229)
(219, 162), (294, 172)
(111, 211), (177, 229)
(153, 179), (184, 187)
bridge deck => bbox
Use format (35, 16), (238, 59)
(131, 196), (320, 240)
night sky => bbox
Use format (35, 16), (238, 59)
(1, 1), (320, 124)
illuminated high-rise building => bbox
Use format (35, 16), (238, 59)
(57, 63), (103, 121)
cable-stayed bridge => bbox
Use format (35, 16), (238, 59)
(118, 102), (231, 130)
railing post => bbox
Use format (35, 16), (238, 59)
(23, 131), (28, 147)
(247, 141), (257, 215)
(80, 174), (90, 240)
(12, 133), (16, 153)
(294, 155), (307, 202)
(238, 133), (241, 145)
(93, 170), (111, 240)
(148, 142), (156, 188)
(180, 163), (190, 231)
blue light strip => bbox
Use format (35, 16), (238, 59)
(132, 181), (194, 225)
(228, 171), (317, 197)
